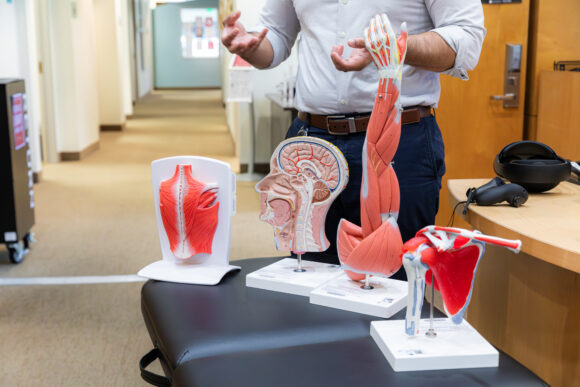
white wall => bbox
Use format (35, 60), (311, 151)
(94, 0), (133, 126)
(0, 2), (21, 77)
(0, 0), (43, 174)
(134, 0), (154, 98)
(225, 0), (298, 166)
(71, 0), (100, 148)
(49, 0), (100, 153)
(21, 0), (43, 173)
(94, 0), (124, 125)
(119, 0), (134, 116)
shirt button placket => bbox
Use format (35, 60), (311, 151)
(337, 0), (348, 112)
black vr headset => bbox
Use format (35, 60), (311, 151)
(494, 141), (571, 193)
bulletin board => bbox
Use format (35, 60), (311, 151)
(180, 8), (219, 58)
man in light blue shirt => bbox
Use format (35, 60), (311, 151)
(222, 1), (486, 276)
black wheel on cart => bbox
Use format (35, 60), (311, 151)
(8, 243), (25, 264)
(23, 232), (35, 249)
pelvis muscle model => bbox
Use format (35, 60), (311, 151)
(159, 164), (219, 259)
(337, 14), (408, 280)
(256, 137), (349, 253)
(402, 226), (522, 336)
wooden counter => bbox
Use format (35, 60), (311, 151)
(449, 179), (580, 274)
(448, 179), (580, 387)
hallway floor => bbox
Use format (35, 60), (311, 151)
(0, 90), (284, 386)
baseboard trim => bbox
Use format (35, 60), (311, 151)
(59, 141), (100, 161)
(33, 171), (42, 184)
(100, 123), (125, 131)
(239, 163), (269, 174)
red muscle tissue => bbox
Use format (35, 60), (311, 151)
(402, 226), (521, 336)
(159, 165), (219, 259)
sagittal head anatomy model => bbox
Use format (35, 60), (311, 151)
(337, 14), (408, 280)
(256, 137), (349, 253)
(159, 164), (220, 259)
(402, 226), (521, 336)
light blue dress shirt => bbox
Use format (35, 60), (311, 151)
(251, 0), (486, 114)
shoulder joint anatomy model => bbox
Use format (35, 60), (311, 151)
(337, 14), (408, 280)
(256, 137), (349, 253)
(402, 226), (522, 336)
(159, 164), (219, 259)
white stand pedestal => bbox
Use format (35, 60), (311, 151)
(138, 260), (240, 286)
(309, 274), (407, 318)
(245, 258), (343, 296)
(370, 318), (498, 372)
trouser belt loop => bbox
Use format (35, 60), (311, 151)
(348, 117), (357, 133)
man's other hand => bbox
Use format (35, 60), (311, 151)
(221, 11), (268, 58)
(331, 38), (372, 72)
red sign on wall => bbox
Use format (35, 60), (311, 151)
(11, 93), (25, 151)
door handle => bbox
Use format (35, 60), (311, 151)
(490, 93), (515, 101)
(491, 44), (522, 108)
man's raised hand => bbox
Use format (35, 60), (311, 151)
(221, 11), (268, 57)
(330, 38), (373, 72)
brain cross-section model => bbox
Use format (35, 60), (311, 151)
(256, 137), (349, 253)
(159, 164), (220, 259)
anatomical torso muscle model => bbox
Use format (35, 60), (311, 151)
(159, 164), (220, 259)
(337, 14), (408, 280)
(256, 136), (349, 254)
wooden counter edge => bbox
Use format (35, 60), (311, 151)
(447, 179), (580, 274)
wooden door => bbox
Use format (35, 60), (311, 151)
(434, 1), (529, 228)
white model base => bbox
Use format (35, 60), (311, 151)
(309, 274), (407, 318)
(245, 258), (343, 297)
(370, 318), (499, 372)
(138, 260), (240, 286)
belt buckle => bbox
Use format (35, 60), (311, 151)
(326, 115), (351, 135)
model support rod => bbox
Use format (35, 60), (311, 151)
(294, 253), (306, 273)
(426, 277), (437, 338)
(361, 274), (374, 290)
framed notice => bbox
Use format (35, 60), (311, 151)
(180, 8), (219, 59)
(227, 55), (253, 103)
(11, 93), (26, 151)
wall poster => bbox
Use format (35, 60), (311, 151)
(180, 8), (219, 59)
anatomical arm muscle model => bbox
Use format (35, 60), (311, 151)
(159, 165), (220, 259)
(402, 226), (521, 336)
(337, 14), (408, 280)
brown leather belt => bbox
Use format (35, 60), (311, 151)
(297, 106), (433, 135)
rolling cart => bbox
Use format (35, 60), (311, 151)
(0, 79), (35, 263)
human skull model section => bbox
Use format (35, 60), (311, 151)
(256, 137), (349, 253)
(159, 164), (219, 259)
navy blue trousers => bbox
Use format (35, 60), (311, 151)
(286, 115), (445, 280)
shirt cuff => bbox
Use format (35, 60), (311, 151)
(247, 25), (288, 69)
(431, 25), (472, 81)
